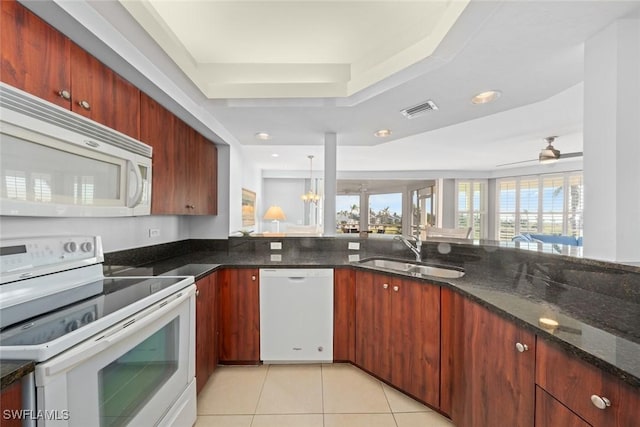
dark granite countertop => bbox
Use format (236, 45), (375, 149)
(1, 360), (34, 390)
(4, 237), (639, 391)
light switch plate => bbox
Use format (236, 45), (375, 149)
(348, 254), (360, 262)
(270, 254), (282, 262)
(348, 242), (360, 250)
(270, 242), (282, 250)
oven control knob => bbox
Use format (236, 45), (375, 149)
(66, 319), (80, 333)
(80, 242), (94, 253)
(63, 242), (78, 253)
(82, 312), (96, 324)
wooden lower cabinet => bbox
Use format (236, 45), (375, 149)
(449, 293), (535, 427)
(355, 271), (440, 407)
(0, 381), (22, 427)
(536, 386), (591, 427)
(536, 338), (640, 427)
(333, 268), (356, 362)
(195, 273), (217, 394)
(217, 268), (260, 363)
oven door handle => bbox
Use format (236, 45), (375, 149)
(43, 285), (195, 377)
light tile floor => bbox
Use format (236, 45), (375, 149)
(196, 363), (455, 427)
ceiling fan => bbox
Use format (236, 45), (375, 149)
(496, 136), (583, 167)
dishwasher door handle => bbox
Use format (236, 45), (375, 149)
(287, 277), (307, 281)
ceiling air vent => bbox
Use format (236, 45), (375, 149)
(400, 100), (439, 119)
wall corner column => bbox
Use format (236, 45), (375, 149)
(323, 132), (337, 236)
(583, 17), (640, 263)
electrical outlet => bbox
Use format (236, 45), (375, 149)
(270, 254), (282, 262)
(348, 242), (360, 250)
(149, 228), (160, 238)
(270, 242), (282, 250)
(348, 254), (360, 262)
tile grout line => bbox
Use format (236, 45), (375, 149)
(380, 382), (401, 427)
(249, 364), (270, 427)
(321, 364), (326, 427)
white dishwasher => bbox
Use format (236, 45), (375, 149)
(259, 268), (334, 363)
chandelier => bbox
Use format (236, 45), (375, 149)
(301, 155), (321, 203)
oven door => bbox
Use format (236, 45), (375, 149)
(34, 285), (196, 427)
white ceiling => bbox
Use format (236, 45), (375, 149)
(27, 0), (640, 173)
(121, 0), (468, 98)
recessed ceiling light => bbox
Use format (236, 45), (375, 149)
(374, 129), (392, 138)
(271, 153), (279, 158)
(471, 90), (501, 104)
(255, 132), (271, 140)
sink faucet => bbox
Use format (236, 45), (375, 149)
(394, 226), (422, 262)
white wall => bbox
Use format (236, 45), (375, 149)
(262, 178), (306, 233)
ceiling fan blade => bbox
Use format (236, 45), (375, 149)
(496, 158), (538, 167)
(561, 151), (583, 159)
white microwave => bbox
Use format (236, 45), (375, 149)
(0, 83), (152, 217)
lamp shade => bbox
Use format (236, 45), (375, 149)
(263, 205), (286, 221)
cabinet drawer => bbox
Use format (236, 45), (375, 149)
(536, 339), (623, 426)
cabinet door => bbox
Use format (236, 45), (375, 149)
(218, 269), (260, 363)
(0, 381), (22, 427)
(391, 278), (440, 407)
(70, 43), (140, 139)
(140, 93), (178, 214)
(355, 271), (392, 382)
(333, 268), (356, 362)
(186, 132), (217, 215)
(195, 274), (214, 394)
(451, 295), (535, 427)
(535, 386), (592, 427)
(1, 0), (71, 108)
(536, 338), (640, 427)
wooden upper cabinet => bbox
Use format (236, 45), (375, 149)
(140, 93), (218, 215)
(1, 1), (140, 138)
(536, 338), (640, 427)
(69, 43), (140, 139)
(1, 0), (71, 108)
(187, 132), (218, 215)
(140, 93), (177, 213)
(450, 294), (535, 427)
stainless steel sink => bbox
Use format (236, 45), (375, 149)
(358, 258), (465, 279)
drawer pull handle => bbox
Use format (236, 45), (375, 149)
(515, 342), (529, 352)
(590, 395), (611, 410)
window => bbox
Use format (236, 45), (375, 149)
(336, 194), (360, 234)
(456, 180), (487, 239)
(496, 172), (583, 240)
(369, 193), (402, 235)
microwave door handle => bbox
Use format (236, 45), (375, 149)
(126, 160), (144, 208)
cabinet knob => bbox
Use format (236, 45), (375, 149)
(393, 285), (399, 292)
(78, 100), (91, 110)
(252, 275), (256, 281)
(195, 289), (200, 297)
(590, 395), (611, 410)
(57, 89), (71, 100)
(515, 342), (529, 352)
(186, 204), (195, 209)
(382, 283), (389, 289)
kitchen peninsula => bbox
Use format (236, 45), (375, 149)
(96, 236), (639, 427)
